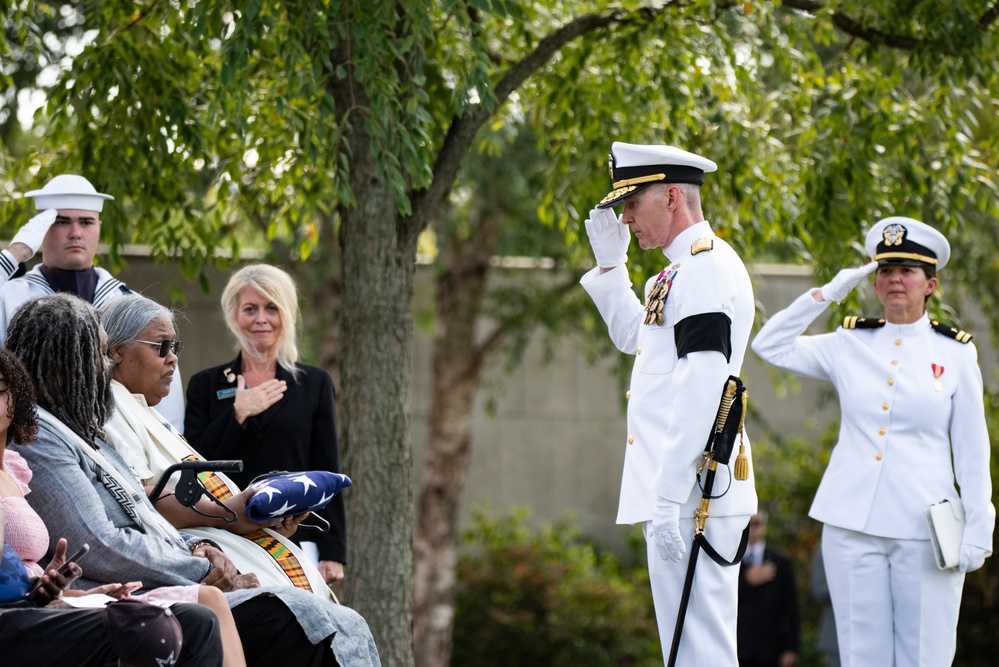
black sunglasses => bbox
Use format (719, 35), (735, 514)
(133, 339), (183, 358)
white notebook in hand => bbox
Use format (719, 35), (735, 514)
(925, 498), (965, 570)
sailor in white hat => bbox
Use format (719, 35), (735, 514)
(1, 174), (113, 282)
(752, 216), (993, 665)
(0, 174), (186, 431)
(580, 142), (758, 666)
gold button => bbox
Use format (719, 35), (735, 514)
(878, 427), (886, 435)
(891, 360), (899, 366)
(626, 391), (631, 400)
(882, 403), (889, 411)
(895, 339), (902, 346)
(628, 436), (634, 444)
(637, 347), (642, 355)
(876, 453), (883, 461)
(888, 378), (894, 386)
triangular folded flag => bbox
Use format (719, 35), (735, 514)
(245, 471), (352, 523)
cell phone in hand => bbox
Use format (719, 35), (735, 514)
(24, 543), (89, 603)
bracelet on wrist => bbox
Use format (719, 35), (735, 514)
(189, 540), (216, 554)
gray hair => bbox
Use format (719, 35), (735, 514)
(6, 293), (114, 448)
(648, 182), (703, 213)
(99, 293), (176, 350)
(676, 183), (702, 212)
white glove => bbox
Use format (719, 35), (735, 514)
(583, 207), (630, 268)
(958, 544), (988, 574)
(820, 261), (879, 303)
(651, 496), (685, 562)
(10, 209), (58, 255)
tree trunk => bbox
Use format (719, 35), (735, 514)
(339, 147), (416, 665)
(413, 217), (500, 667)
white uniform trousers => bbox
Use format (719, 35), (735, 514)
(644, 515), (748, 666)
(822, 524), (965, 667)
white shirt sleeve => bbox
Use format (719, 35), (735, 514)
(751, 289), (838, 381)
(949, 342), (996, 552)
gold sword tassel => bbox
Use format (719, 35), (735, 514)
(733, 389), (750, 481)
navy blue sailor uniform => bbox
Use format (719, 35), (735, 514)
(752, 294), (994, 665)
(582, 219), (757, 666)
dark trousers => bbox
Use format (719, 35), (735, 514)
(0, 602), (223, 666)
(231, 595), (338, 667)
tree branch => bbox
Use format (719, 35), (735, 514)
(780, 0), (920, 49)
(103, 0), (163, 43)
(471, 276), (581, 379)
(981, 2), (999, 29)
(782, 0), (999, 51)
(406, 8), (640, 246)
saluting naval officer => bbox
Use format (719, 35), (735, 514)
(752, 217), (995, 666)
(580, 142), (758, 666)
(0, 174), (186, 430)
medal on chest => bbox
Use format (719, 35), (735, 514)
(644, 264), (680, 326)
(931, 363), (944, 392)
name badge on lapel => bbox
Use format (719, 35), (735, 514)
(217, 388), (237, 400)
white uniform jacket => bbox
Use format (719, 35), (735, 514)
(582, 221), (757, 525)
(0, 264), (187, 430)
(752, 290), (995, 552)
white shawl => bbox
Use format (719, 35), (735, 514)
(105, 381), (332, 599)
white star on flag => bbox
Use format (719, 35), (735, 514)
(292, 474), (318, 493)
(254, 484), (282, 502)
(268, 500), (297, 518)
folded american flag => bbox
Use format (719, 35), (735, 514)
(245, 471), (352, 522)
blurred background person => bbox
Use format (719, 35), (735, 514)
(185, 264), (346, 584)
(737, 508), (800, 667)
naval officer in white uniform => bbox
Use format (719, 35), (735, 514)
(752, 217), (994, 666)
(581, 142), (758, 665)
(0, 174), (187, 431)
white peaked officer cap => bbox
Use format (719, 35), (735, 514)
(24, 174), (114, 213)
(865, 216), (951, 270)
(597, 142), (718, 209)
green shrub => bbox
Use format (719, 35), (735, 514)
(451, 509), (661, 667)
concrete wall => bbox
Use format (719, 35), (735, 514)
(108, 251), (995, 554)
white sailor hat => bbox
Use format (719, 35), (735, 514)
(597, 142), (717, 209)
(24, 174), (114, 213)
(865, 216), (950, 270)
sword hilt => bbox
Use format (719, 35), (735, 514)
(713, 379), (738, 436)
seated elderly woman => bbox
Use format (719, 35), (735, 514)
(9, 294), (380, 667)
(98, 293), (333, 599)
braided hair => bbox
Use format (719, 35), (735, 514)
(0, 347), (39, 446)
(6, 294), (114, 448)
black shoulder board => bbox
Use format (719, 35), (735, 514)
(843, 316), (885, 329)
(931, 320), (973, 343)
(690, 238), (713, 255)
